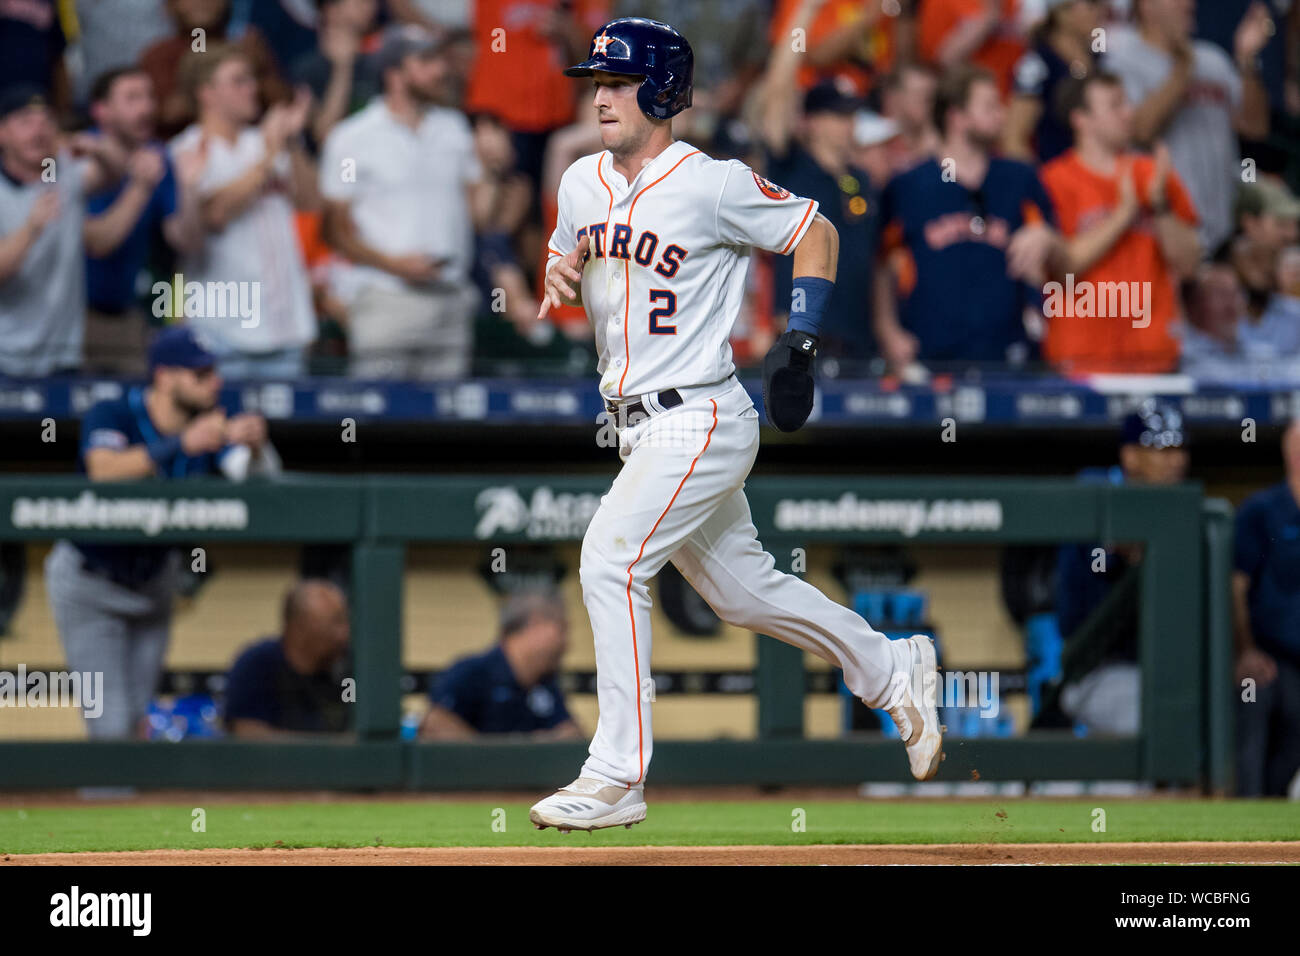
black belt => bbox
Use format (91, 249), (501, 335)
(605, 388), (682, 421)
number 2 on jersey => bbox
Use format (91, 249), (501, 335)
(648, 289), (677, 335)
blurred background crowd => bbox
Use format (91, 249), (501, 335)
(3, 0), (1300, 383)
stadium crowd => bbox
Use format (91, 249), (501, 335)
(1, 0), (1300, 381)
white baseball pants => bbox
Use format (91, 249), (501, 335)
(579, 377), (909, 788)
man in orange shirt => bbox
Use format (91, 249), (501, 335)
(1039, 72), (1202, 374)
(769, 0), (905, 97)
(465, 0), (608, 189)
(917, 0), (1025, 97)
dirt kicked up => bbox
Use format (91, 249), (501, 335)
(5, 842), (1300, 866)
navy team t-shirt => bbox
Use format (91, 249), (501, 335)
(1235, 483), (1300, 669)
(75, 387), (224, 587)
(224, 637), (351, 733)
(878, 156), (1056, 364)
(431, 645), (571, 733)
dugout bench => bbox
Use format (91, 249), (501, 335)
(0, 475), (1233, 791)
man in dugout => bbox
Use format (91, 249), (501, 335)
(44, 326), (278, 740)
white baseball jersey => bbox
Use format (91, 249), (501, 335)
(536, 141), (916, 795)
(546, 140), (819, 401)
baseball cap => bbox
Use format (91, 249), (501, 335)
(854, 110), (899, 147)
(148, 326), (216, 373)
(804, 80), (864, 116)
(1121, 399), (1186, 449)
(1237, 178), (1300, 222)
(375, 24), (446, 74)
(0, 84), (51, 120)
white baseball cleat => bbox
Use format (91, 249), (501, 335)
(529, 778), (648, 833)
(884, 635), (945, 781)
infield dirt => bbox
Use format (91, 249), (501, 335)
(5, 842), (1300, 865)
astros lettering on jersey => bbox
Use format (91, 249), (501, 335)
(546, 140), (819, 399)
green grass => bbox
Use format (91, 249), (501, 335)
(1, 799), (1298, 854)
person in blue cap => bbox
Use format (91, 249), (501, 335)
(1047, 398), (1189, 734)
(44, 325), (279, 740)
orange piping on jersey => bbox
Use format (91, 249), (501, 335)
(626, 149), (702, 222)
(547, 246), (563, 258)
(619, 264), (631, 396)
(780, 199), (817, 255)
(616, 148), (702, 396)
(623, 397), (718, 787)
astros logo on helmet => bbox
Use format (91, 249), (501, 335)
(564, 17), (694, 121)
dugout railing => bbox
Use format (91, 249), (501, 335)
(0, 475), (1232, 791)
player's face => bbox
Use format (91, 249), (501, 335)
(1122, 445), (1189, 485)
(166, 365), (223, 415)
(960, 80), (1004, 149)
(97, 74), (158, 145)
(592, 71), (654, 156)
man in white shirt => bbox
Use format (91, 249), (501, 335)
(169, 45), (318, 379)
(0, 85), (131, 377)
(1102, 0), (1272, 254)
(319, 25), (482, 380)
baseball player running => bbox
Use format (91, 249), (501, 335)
(528, 18), (942, 834)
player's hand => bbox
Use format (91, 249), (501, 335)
(181, 410), (228, 456)
(1236, 646), (1277, 686)
(538, 235), (589, 320)
(386, 253), (443, 285)
(224, 412), (268, 449)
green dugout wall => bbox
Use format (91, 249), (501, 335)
(0, 476), (1232, 791)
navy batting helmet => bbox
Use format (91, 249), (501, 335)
(564, 17), (693, 121)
